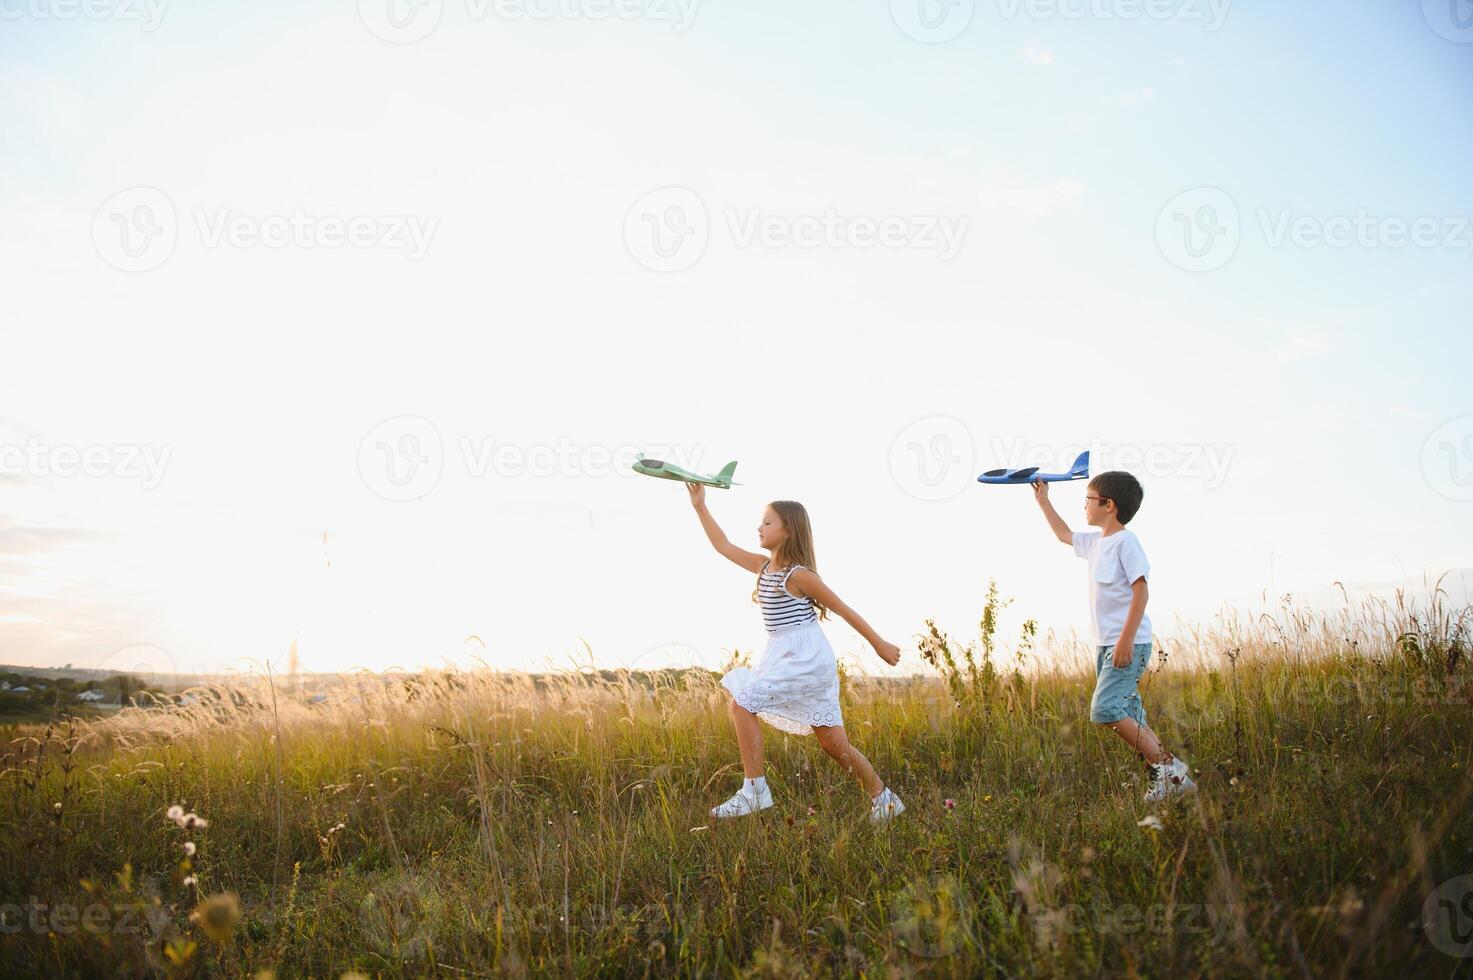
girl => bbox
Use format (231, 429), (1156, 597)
(686, 482), (906, 823)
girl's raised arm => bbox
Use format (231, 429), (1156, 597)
(786, 569), (902, 666)
(687, 483), (767, 573)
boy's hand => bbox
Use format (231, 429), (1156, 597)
(1032, 479), (1049, 504)
(686, 482), (705, 508)
(875, 640), (901, 666)
(1112, 639), (1134, 669)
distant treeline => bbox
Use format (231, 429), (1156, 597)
(0, 671), (157, 716)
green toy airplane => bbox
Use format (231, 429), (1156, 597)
(632, 457), (740, 489)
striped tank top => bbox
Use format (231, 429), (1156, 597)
(757, 559), (818, 633)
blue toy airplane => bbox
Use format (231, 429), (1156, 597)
(977, 450), (1089, 485)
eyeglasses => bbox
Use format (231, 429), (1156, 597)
(1084, 495), (1111, 505)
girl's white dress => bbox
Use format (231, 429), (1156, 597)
(720, 560), (844, 735)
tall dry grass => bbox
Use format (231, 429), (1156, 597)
(1, 582), (1469, 977)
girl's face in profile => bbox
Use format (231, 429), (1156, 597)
(757, 507), (787, 552)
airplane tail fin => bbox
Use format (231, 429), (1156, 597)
(715, 461), (738, 484)
(1070, 450), (1090, 477)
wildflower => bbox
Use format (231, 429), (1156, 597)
(806, 805), (816, 817)
(182, 875), (198, 887)
(189, 892), (240, 943)
(183, 842), (196, 857)
(943, 798), (955, 810)
(167, 805), (184, 824)
(983, 794), (992, 803)
(1137, 815), (1164, 832)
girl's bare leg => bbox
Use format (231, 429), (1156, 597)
(728, 696), (766, 778)
(812, 725), (884, 797)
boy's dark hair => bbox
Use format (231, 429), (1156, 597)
(1088, 471), (1144, 524)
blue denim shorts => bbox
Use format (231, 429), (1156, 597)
(1091, 642), (1152, 726)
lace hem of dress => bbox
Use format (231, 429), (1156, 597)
(733, 687), (843, 731)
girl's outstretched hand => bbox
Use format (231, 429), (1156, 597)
(686, 482), (705, 508)
(875, 640), (901, 666)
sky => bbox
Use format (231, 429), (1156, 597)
(1, 0), (1471, 680)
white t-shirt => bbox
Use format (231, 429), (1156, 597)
(1072, 528), (1151, 646)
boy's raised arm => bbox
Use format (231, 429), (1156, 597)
(1032, 479), (1073, 546)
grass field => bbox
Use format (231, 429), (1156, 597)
(2, 585), (1471, 978)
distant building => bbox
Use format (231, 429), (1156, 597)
(76, 690), (107, 702)
(11, 686), (30, 694)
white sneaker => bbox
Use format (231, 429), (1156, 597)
(710, 783), (773, 819)
(1144, 756), (1197, 803)
(869, 787), (905, 823)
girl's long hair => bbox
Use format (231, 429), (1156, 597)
(753, 500), (828, 620)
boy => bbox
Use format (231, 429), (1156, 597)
(1033, 470), (1197, 803)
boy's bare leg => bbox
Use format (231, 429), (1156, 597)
(1105, 718), (1170, 764)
